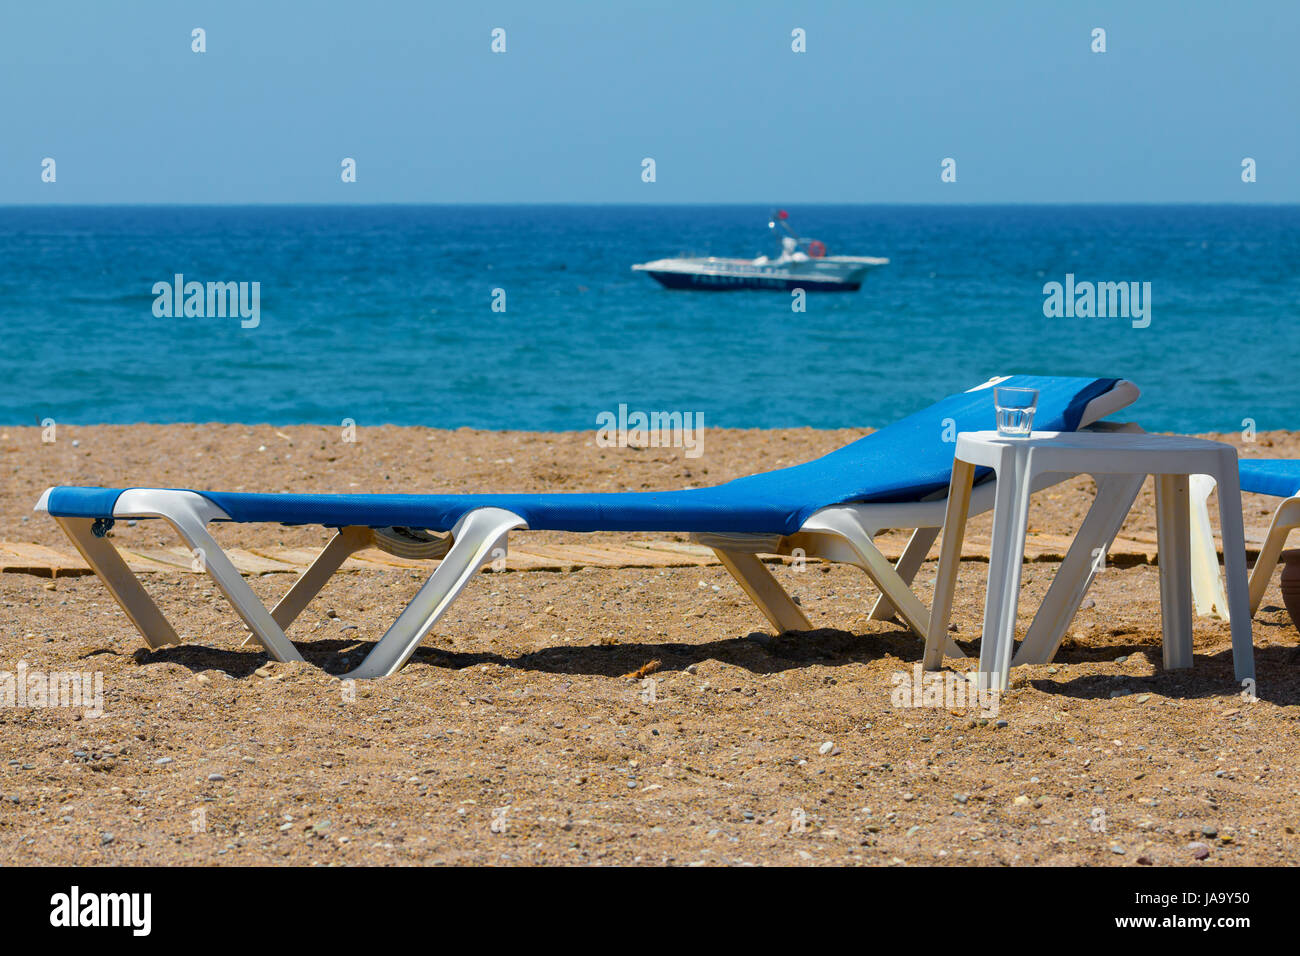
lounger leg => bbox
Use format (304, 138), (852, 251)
(869, 527), (939, 622)
(799, 508), (962, 656)
(55, 516), (180, 650)
(1246, 496), (1300, 617)
(1014, 473), (1145, 665)
(343, 508), (527, 680)
(828, 519), (927, 634)
(270, 526), (374, 630)
(160, 507), (305, 664)
(1189, 474), (1230, 619)
(1155, 475), (1194, 671)
(713, 549), (811, 634)
(924, 461), (976, 670)
(1213, 460), (1256, 683)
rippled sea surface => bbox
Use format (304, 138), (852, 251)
(2, 204), (1297, 431)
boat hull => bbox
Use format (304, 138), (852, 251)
(641, 270), (862, 292)
(632, 255), (888, 293)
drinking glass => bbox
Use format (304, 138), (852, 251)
(994, 387), (1038, 437)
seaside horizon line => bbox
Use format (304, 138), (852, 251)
(3, 200), (1299, 209)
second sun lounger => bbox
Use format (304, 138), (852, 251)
(1191, 459), (1300, 620)
(35, 374), (1138, 679)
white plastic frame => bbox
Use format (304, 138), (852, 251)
(925, 431), (1255, 691)
(1190, 476), (1300, 621)
(34, 487), (523, 680)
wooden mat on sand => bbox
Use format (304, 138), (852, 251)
(0, 529), (1201, 579)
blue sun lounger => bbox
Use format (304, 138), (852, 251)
(36, 375), (1138, 679)
(1191, 459), (1300, 620)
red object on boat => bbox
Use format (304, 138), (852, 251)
(807, 240), (827, 257)
(776, 209), (789, 220)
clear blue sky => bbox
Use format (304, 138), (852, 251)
(2, 0), (1296, 203)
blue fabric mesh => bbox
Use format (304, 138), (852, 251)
(45, 375), (1120, 535)
(1239, 460), (1300, 499)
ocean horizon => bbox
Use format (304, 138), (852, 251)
(4, 203), (1297, 433)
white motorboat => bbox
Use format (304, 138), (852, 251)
(632, 210), (888, 292)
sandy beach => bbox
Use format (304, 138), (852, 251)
(2, 422), (1299, 866)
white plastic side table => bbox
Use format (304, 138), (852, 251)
(924, 431), (1255, 691)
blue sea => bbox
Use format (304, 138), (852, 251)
(2, 205), (1297, 432)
